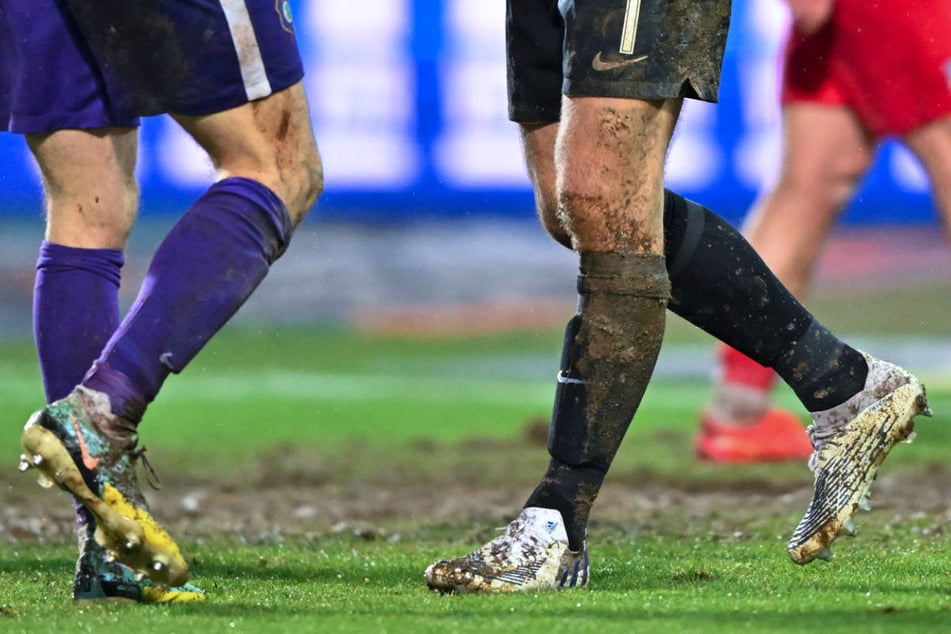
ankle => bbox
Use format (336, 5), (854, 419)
(809, 354), (909, 432)
(72, 386), (138, 446)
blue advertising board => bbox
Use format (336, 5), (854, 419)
(0, 0), (937, 226)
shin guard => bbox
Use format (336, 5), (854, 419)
(547, 252), (670, 471)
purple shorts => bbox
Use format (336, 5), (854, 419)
(1, 0), (304, 133)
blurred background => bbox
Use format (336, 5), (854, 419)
(0, 0), (947, 356)
(1, 0), (939, 222)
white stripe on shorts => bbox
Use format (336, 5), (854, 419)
(219, 0), (272, 101)
(620, 0), (642, 54)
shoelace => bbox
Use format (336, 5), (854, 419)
(805, 424), (843, 472)
(130, 446), (162, 491)
(806, 423), (841, 450)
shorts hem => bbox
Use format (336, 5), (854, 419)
(7, 112), (139, 135)
(164, 68), (303, 117)
(564, 78), (719, 103)
(508, 103), (562, 124)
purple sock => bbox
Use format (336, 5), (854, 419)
(33, 241), (124, 403)
(83, 177), (293, 424)
(33, 242), (125, 538)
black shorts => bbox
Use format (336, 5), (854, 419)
(507, 0), (732, 123)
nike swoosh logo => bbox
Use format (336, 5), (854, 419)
(70, 414), (101, 470)
(557, 371), (584, 385)
(591, 52), (648, 72)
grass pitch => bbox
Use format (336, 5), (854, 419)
(0, 326), (948, 632)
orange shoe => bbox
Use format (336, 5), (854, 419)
(696, 408), (813, 463)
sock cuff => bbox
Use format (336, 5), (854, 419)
(82, 361), (149, 424)
(578, 251), (670, 299)
(663, 190), (706, 280)
(37, 241), (124, 286)
(204, 177), (294, 262)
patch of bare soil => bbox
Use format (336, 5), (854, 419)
(2, 440), (949, 547)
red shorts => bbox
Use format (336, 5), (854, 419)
(782, 0), (951, 138)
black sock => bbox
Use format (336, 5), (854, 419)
(772, 321), (868, 411)
(527, 252), (669, 550)
(662, 189), (867, 409)
(525, 459), (604, 550)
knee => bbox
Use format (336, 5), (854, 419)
(44, 181), (139, 249)
(781, 151), (868, 211)
(775, 173), (854, 215)
(535, 195), (572, 249)
(543, 216), (572, 249)
(556, 188), (602, 249)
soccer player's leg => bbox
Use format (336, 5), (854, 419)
(903, 114), (951, 240)
(427, 96), (675, 593)
(698, 102), (874, 463)
(24, 127), (202, 599)
(662, 190), (932, 562)
(427, 0), (728, 593)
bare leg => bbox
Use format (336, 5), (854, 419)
(27, 127), (139, 249)
(742, 104), (874, 297)
(903, 114), (951, 242)
(520, 122), (565, 246)
(174, 81), (322, 223)
(556, 97), (676, 253)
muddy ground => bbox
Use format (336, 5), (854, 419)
(3, 433), (949, 548)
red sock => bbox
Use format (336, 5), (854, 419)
(718, 343), (777, 391)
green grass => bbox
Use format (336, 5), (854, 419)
(1, 326), (949, 632)
(1, 537), (948, 633)
(0, 328), (566, 457)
